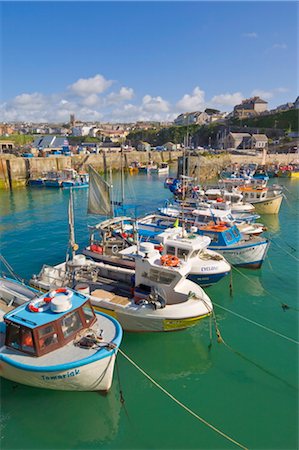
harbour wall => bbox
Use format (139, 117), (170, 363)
(0, 151), (297, 189)
(0, 151), (182, 189)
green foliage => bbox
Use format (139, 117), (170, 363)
(230, 109), (298, 131)
(127, 124), (202, 146)
(0, 134), (34, 145)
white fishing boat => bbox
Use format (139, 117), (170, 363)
(237, 185), (283, 214)
(0, 288), (122, 391)
(83, 216), (231, 287)
(150, 163), (169, 174)
(30, 245), (213, 332)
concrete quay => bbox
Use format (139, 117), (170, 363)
(0, 151), (297, 190)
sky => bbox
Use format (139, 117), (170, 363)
(0, 1), (298, 123)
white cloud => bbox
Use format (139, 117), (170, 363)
(274, 87), (289, 93)
(242, 32), (258, 39)
(69, 74), (113, 96)
(176, 87), (205, 112)
(81, 94), (100, 107)
(251, 89), (273, 100)
(107, 87), (134, 104)
(211, 92), (243, 107)
(272, 43), (287, 49)
(142, 95), (169, 112)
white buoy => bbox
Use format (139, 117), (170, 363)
(75, 284), (90, 295)
(51, 293), (72, 313)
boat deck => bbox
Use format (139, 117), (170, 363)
(91, 289), (131, 306)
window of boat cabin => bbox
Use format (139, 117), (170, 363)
(166, 246), (176, 255)
(203, 232), (218, 243)
(5, 322), (36, 355)
(37, 324), (58, 352)
(149, 268), (176, 285)
(224, 230), (233, 243)
(82, 301), (96, 326)
(177, 248), (190, 259)
(61, 310), (83, 339)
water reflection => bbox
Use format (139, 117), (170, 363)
(0, 378), (121, 448)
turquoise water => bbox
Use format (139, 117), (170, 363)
(0, 172), (298, 450)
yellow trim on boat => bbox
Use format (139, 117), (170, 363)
(163, 313), (211, 331)
(92, 305), (118, 318)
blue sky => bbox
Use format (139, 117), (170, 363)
(0, 1), (297, 122)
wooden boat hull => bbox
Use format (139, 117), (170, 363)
(252, 194), (283, 215)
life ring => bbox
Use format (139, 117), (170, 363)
(154, 245), (164, 252)
(160, 254), (180, 267)
(29, 288), (72, 313)
(28, 297), (51, 313)
(112, 245), (119, 254)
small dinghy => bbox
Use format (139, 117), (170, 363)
(0, 288), (122, 391)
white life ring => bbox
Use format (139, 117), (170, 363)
(28, 288), (73, 313)
(28, 298), (51, 313)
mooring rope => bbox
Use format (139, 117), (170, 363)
(118, 348), (248, 450)
(232, 266), (299, 312)
(268, 238), (299, 262)
(210, 310), (298, 391)
(213, 302), (299, 345)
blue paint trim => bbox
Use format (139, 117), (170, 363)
(0, 311), (122, 372)
(212, 239), (268, 252)
(187, 271), (229, 286)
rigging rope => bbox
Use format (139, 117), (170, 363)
(118, 348), (248, 450)
(232, 266), (299, 312)
(213, 302), (299, 345)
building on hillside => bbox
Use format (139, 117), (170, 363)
(233, 97), (268, 119)
(223, 132), (268, 150)
(0, 140), (15, 154)
(32, 135), (69, 150)
(137, 141), (151, 151)
(72, 126), (92, 136)
(0, 124), (15, 135)
(163, 142), (177, 151)
(274, 102), (294, 112)
(251, 134), (268, 149)
(224, 132), (251, 149)
(174, 111), (209, 126)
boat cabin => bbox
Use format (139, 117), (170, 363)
(3, 289), (96, 357)
(196, 224), (241, 247)
(156, 229), (211, 261)
(237, 187), (268, 202)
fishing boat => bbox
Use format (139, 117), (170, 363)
(137, 216), (269, 269)
(83, 216), (231, 287)
(29, 169), (89, 189)
(237, 185), (283, 214)
(277, 165), (299, 178)
(151, 163), (169, 174)
(30, 244), (213, 332)
(138, 161), (157, 173)
(0, 276), (40, 311)
(195, 223), (269, 268)
(0, 288), (122, 391)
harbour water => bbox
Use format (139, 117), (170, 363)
(0, 171), (298, 450)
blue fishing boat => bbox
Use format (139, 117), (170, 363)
(29, 169), (89, 189)
(195, 223), (269, 268)
(0, 288), (122, 391)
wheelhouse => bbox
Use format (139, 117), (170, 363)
(197, 224), (241, 247)
(4, 298), (96, 357)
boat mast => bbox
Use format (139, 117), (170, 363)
(68, 188), (77, 261)
(120, 144), (125, 207)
